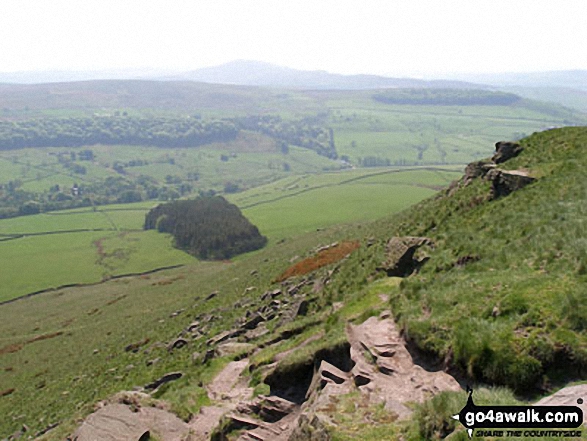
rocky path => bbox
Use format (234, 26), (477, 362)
(71, 313), (464, 441)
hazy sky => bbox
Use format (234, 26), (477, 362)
(1, 0), (585, 76)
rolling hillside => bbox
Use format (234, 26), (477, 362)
(1, 127), (586, 440)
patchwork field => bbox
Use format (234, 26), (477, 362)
(0, 167), (461, 303)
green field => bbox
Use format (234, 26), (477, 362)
(0, 167), (461, 303)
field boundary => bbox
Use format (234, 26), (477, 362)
(0, 264), (186, 306)
(240, 166), (461, 210)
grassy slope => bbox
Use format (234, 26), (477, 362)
(0, 127), (586, 439)
(380, 127), (587, 391)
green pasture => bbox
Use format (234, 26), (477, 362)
(0, 228), (193, 303)
(0, 167), (461, 303)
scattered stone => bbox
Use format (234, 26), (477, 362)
(242, 313), (265, 330)
(207, 330), (234, 346)
(243, 323), (269, 342)
(169, 308), (185, 318)
(125, 364), (135, 371)
(205, 291), (218, 301)
(191, 352), (201, 364)
(492, 141), (523, 164)
(146, 358), (160, 367)
(92, 349), (99, 355)
(245, 286), (257, 293)
(167, 338), (188, 352)
(293, 300), (309, 317)
(250, 270), (258, 276)
(144, 372), (183, 391)
(186, 321), (200, 332)
(125, 338), (150, 353)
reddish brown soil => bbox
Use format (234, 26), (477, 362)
(276, 241), (360, 282)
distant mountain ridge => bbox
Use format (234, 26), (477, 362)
(163, 60), (483, 90)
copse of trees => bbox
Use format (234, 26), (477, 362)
(144, 196), (267, 260)
(232, 115), (337, 159)
(373, 89), (521, 106)
(0, 115), (238, 150)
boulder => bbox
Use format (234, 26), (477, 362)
(167, 338), (188, 352)
(492, 141), (523, 164)
(377, 236), (434, 277)
(486, 169), (536, 199)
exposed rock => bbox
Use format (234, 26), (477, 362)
(216, 342), (255, 357)
(257, 395), (298, 423)
(207, 330), (235, 346)
(317, 360), (349, 386)
(377, 236), (434, 277)
(125, 338), (150, 353)
(144, 371), (183, 391)
(242, 312), (265, 330)
(534, 384), (587, 424)
(72, 402), (189, 441)
(486, 168), (536, 199)
(347, 315), (460, 419)
(464, 160), (495, 183)
(293, 300), (309, 317)
(186, 321), (200, 332)
(492, 141), (523, 164)
(243, 323), (270, 342)
(167, 337), (188, 352)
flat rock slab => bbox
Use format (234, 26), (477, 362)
(187, 406), (228, 441)
(535, 384), (587, 424)
(206, 359), (252, 403)
(347, 315), (461, 417)
(73, 403), (188, 441)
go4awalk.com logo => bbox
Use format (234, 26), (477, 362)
(452, 388), (583, 438)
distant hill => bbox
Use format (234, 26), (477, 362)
(166, 60), (482, 90)
(450, 70), (587, 91)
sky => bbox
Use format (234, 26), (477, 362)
(0, 0), (585, 77)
